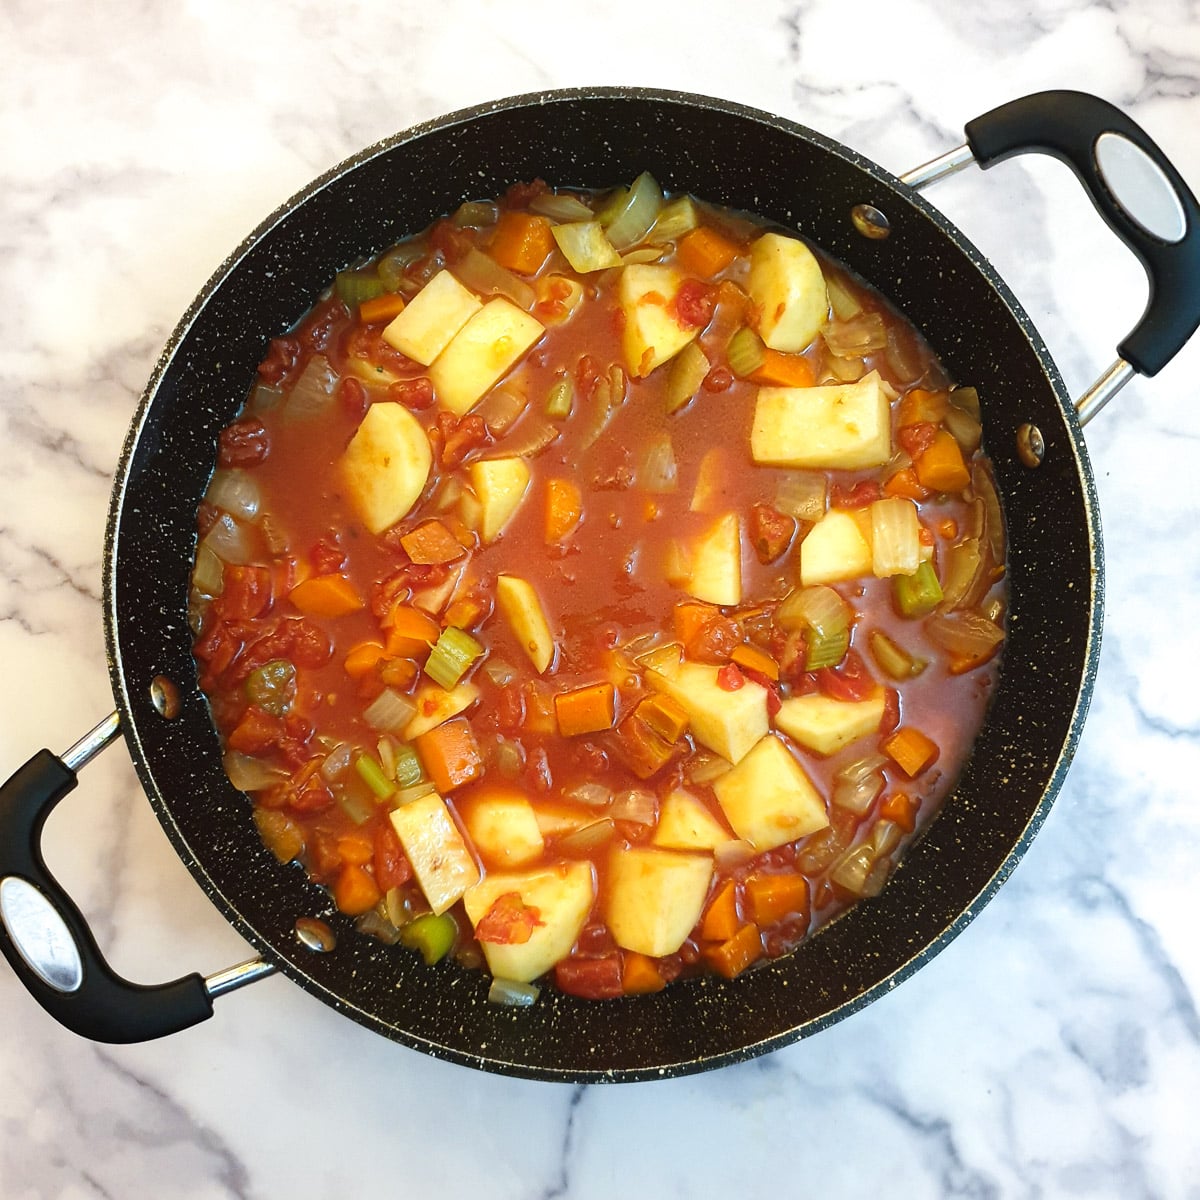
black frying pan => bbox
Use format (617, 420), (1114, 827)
(2, 88), (1198, 1082)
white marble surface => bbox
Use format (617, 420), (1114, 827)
(3, 0), (1200, 1195)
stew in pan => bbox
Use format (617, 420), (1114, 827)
(189, 176), (1006, 1003)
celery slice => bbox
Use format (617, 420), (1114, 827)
(399, 912), (457, 965)
(354, 753), (394, 800)
(868, 629), (927, 679)
(805, 624), (849, 671)
(393, 743), (424, 790)
(335, 270), (387, 307)
(545, 372), (574, 419)
(665, 342), (710, 414)
(893, 561), (943, 617)
(650, 196), (700, 242)
(727, 327), (766, 378)
(425, 627), (484, 690)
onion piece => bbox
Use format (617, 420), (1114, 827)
(363, 687), (417, 733)
(529, 191), (595, 222)
(944, 404), (983, 455)
(825, 274), (863, 321)
(973, 463), (1006, 565)
(223, 751), (287, 793)
(200, 511), (253, 565)
(884, 325), (924, 384)
(493, 416), (559, 459)
(562, 781), (612, 808)
(777, 585), (851, 635)
(452, 248), (535, 311)
(939, 538), (987, 611)
(637, 432), (678, 493)
(286, 355), (338, 419)
(376, 242), (424, 291)
(649, 195), (699, 242)
(774, 471), (826, 522)
(557, 818), (616, 856)
(925, 611), (1005, 663)
(192, 543), (225, 597)
(823, 312), (888, 356)
(832, 752), (888, 815)
(609, 788), (658, 826)
(600, 172), (663, 251)
(830, 841), (876, 895)
(320, 743), (355, 782)
(870, 497), (921, 578)
(206, 469), (262, 522)
(488, 977), (541, 1007)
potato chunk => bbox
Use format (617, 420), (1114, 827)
(429, 297), (545, 416)
(799, 509), (873, 586)
(746, 231), (828, 351)
(458, 784), (545, 869)
(619, 264), (701, 378)
(605, 846), (713, 957)
(682, 512), (742, 606)
(775, 692), (886, 756)
(652, 788), (731, 851)
(712, 734), (829, 851)
(751, 371), (891, 470)
(468, 457), (531, 542)
(464, 862), (596, 983)
(339, 402), (433, 535)
(381, 269), (481, 365)
(388, 792), (480, 914)
(496, 574), (555, 673)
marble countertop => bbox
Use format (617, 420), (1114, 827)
(3, 1), (1199, 1195)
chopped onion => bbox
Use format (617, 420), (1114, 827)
(774, 471), (826, 522)
(870, 819), (903, 858)
(551, 221), (621, 273)
(320, 743), (355, 782)
(556, 818), (616, 856)
(529, 191), (595, 222)
(363, 687), (417, 733)
(649, 195), (699, 242)
(826, 355), (864, 382)
(206, 469), (261, 522)
(620, 245), (668, 265)
(939, 538), (987, 611)
(200, 511), (253, 565)
(488, 977), (541, 1007)
(825, 274), (863, 321)
(192, 543), (225, 597)
(832, 753), (887, 815)
(944, 404), (983, 455)
(393, 780), (437, 807)
(609, 788), (658, 826)
(452, 248), (535, 310)
(286, 355), (338, 419)
(973, 463), (1006, 565)
(223, 751), (287, 792)
(665, 342), (710, 414)
(823, 312), (888, 356)
(494, 416), (559, 459)
(600, 172), (663, 251)
(830, 841), (876, 895)
(490, 737), (524, 779)
(925, 611), (1005, 661)
(870, 497), (921, 578)
(453, 200), (498, 228)
(376, 242), (424, 292)
(562, 781), (612, 808)
(248, 381), (285, 414)
(355, 908), (403, 946)
(838, 751), (889, 785)
(259, 514), (289, 555)
(884, 325), (924, 384)
(482, 658), (518, 686)
(687, 752), (732, 785)
(637, 432), (678, 493)
(950, 385), (982, 421)
(474, 385), (528, 434)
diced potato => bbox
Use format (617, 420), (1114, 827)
(457, 784), (545, 868)
(645, 654), (768, 765)
(381, 269), (481, 365)
(652, 788), (731, 851)
(799, 509), (873, 586)
(775, 692), (887, 756)
(339, 402), (433, 535)
(464, 861), (596, 984)
(619, 264), (701, 378)
(496, 574), (555, 673)
(429, 298), (545, 416)
(389, 792), (480, 914)
(689, 447), (728, 513)
(712, 734), (829, 852)
(467, 457), (531, 543)
(605, 846), (713, 957)
(533, 802), (594, 838)
(684, 512), (742, 606)
(403, 681), (481, 740)
(746, 231), (829, 351)
(751, 371), (891, 470)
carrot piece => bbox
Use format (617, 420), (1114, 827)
(676, 225), (741, 278)
(288, 574), (365, 618)
(621, 952), (667, 995)
(399, 519), (466, 565)
(672, 600), (720, 648)
(343, 640), (388, 680)
(443, 596), (485, 630)
(336, 830), (375, 866)
(385, 605), (441, 657)
(413, 716), (484, 793)
(879, 791), (920, 834)
(883, 466), (929, 501)
(748, 348), (816, 388)
(488, 211), (555, 274)
(914, 430), (971, 493)
(898, 387), (949, 427)
(333, 863), (382, 916)
(635, 694), (689, 743)
(731, 642), (780, 681)
(544, 477), (583, 543)
(702, 923), (764, 979)
(700, 880), (741, 942)
(358, 292), (407, 325)
(882, 726), (940, 777)
(378, 658), (418, 690)
(745, 873), (810, 926)
(554, 681), (616, 737)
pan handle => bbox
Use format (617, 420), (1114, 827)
(962, 90), (1200, 381)
(0, 715), (267, 1042)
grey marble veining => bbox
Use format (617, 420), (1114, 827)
(3, 0), (1200, 1195)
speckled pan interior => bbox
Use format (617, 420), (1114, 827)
(103, 89), (1102, 1083)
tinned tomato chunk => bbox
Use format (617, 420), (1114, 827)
(554, 954), (625, 1000)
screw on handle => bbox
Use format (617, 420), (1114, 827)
(964, 89), (1200, 377)
(0, 748), (214, 1043)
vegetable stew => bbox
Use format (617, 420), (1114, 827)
(190, 175), (1006, 1002)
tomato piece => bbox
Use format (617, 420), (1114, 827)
(815, 650), (875, 702)
(716, 662), (745, 691)
(748, 501), (796, 564)
(373, 820), (413, 892)
(475, 892), (543, 945)
(673, 279), (715, 329)
(554, 954), (624, 1000)
(217, 417), (270, 468)
(898, 421), (938, 460)
(214, 564), (273, 621)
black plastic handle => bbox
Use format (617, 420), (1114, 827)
(965, 89), (1200, 377)
(0, 748), (214, 1042)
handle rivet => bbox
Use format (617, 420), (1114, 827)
(150, 675), (182, 720)
(1016, 423), (1045, 468)
(851, 204), (891, 239)
(295, 916), (337, 953)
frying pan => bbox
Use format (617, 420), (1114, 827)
(2, 88), (1198, 1083)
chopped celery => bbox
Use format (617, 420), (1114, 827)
(650, 195), (700, 242)
(893, 560), (943, 617)
(545, 371), (574, 419)
(805, 624), (849, 671)
(665, 342), (710, 414)
(868, 629), (927, 679)
(727, 327), (766, 378)
(399, 912), (457, 965)
(452, 200), (498, 228)
(335, 269), (387, 307)
(393, 743), (424, 790)
(550, 221), (621, 273)
(425, 627), (484, 690)
(354, 753), (394, 800)
(487, 976), (541, 1007)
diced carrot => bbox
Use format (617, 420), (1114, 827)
(879, 791), (920, 834)
(252, 808), (304, 864)
(731, 642), (780, 682)
(700, 880), (741, 942)
(488, 211), (555, 275)
(335, 830), (375, 866)
(385, 605), (441, 657)
(882, 726), (940, 777)
(898, 387), (948, 427)
(554, 681), (616, 737)
(399, 519), (466, 565)
(672, 600), (720, 648)
(621, 952), (667, 995)
(635, 694), (689, 743)
(612, 711), (680, 779)
(544, 477), (583, 543)
(702, 923), (764, 979)
(748, 348), (816, 388)
(413, 716), (484, 793)
(343, 640), (388, 680)
(745, 873), (810, 926)
(288, 574), (365, 618)
(332, 862), (382, 916)
(443, 596), (485, 630)
(883, 466), (929, 501)
(358, 292), (407, 325)
(379, 658), (419, 689)
(914, 430), (971, 493)
(676, 225), (741, 278)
